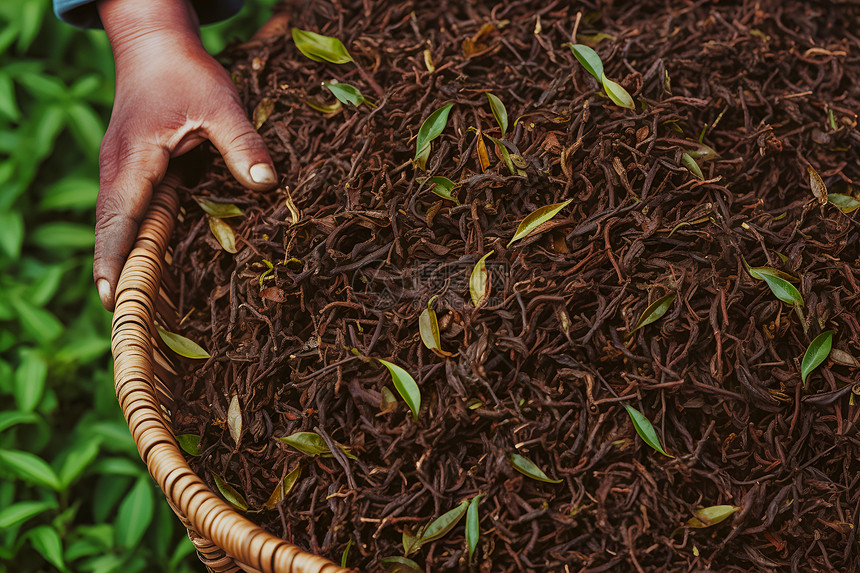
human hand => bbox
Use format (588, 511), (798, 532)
(95, 0), (277, 310)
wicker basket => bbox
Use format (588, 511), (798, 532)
(111, 175), (348, 573)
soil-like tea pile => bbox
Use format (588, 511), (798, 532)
(161, 0), (860, 570)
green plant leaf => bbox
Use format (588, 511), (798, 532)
(406, 500), (470, 555)
(801, 330), (833, 384)
(379, 556), (422, 572)
(0, 209), (24, 259)
(828, 193), (860, 214)
(687, 505), (740, 528)
(30, 222), (95, 250)
(323, 81), (369, 107)
(0, 499), (57, 529)
(9, 297), (63, 342)
(0, 411), (40, 433)
(264, 464), (302, 509)
(469, 251), (494, 307)
(0, 449), (61, 490)
(808, 165), (828, 204)
(26, 525), (66, 572)
(507, 452), (563, 483)
(569, 44), (604, 81)
(378, 359), (421, 420)
(211, 473), (249, 512)
(630, 293), (676, 334)
(193, 197), (243, 218)
(15, 348), (47, 412)
(623, 404), (673, 457)
(277, 431), (357, 459)
(115, 477), (155, 547)
(176, 434), (202, 456)
(291, 28), (353, 64)
(744, 263), (800, 283)
(305, 98), (343, 114)
(484, 134), (516, 174)
(466, 494), (483, 563)
(601, 73), (635, 109)
(507, 200), (572, 247)
(419, 301), (441, 353)
(208, 215), (238, 254)
(227, 394), (242, 446)
(155, 324), (210, 359)
(486, 92), (508, 135)
(421, 176), (459, 204)
(341, 539), (353, 568)
(414, 103), (454, 170)
(58, 436), (100, 488)
(759, 273), (803, 307)
(681, 152), (703, 180)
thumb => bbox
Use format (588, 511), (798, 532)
(206, 100), (277, 190)
(94, 139), (169, 311)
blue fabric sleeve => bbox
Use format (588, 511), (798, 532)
(53, 0), (245, 29)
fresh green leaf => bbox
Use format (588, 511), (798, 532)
(378, 359), (421, 420)
(0, 70), (20, 121)
(193, 197), (243, 218)
(406, 500), (470, 555)
(419, 296), (452, 356)
(264, 464), (302, 509)
(323, 81), (370, 107)
(207, 215), (238, 254)
(687, 505), (740, 528)
(681, 152), (703, 180)
(744, 262), (800, 283)
(486, 92), (508, 135)
(801, 330), (833, 384)
(341, 539), (354, 568)
(379, 556), (422, 573)
(0, 209), (24, 259)
(9, 297), (63, 342)
(27, 526), (66, 572)
(277, 431), (357, 459)
(0, 499), (57, 529)
(211, 473), (249, 512)
(58, 437), (100, 488)
(115, 477), (155, 547)
(630, 293), (675, 334)
(155, 324), (210, 359)
(305, 98), (343, 114)
(828, 193), (860, 214)
(484, 134), (515, 174)
(686, 143), (718, 161)
(421, 176), (459, 204)
(176, 434), (202, 456)
(414, 103), (454, 170)
(291, 28), (353, 64)
(507, 452), (563, 483)
(759, 273), (803, 307)
(623, 403), (673, 457)
(30, 222), (95, 250)
(15, 348), (47, 412)
(227, 394), (242, 445)
(601, 73), (635, 109)
(469, 251), (494, 307)
(808, 166), (828, 204)
(0, 411), (39, 433)
(569, 44), (604, 81)
(507, 200), (572, 247)
(466, 494), (483, 563)
(0, 449), (62, 490)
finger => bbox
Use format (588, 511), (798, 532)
(95, 138), (169, 311)
(205, 99), (277, 190)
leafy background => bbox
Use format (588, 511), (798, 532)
(0, 1), (277, 571)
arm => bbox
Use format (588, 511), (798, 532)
(94, 0), (276, 310)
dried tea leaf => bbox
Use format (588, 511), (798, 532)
(507, 200), (572, 247)
(486, 92), (508, 135)
(418, 297), (451, 357)
(284, 188), (301, 224)
(507, 452), (563, 483)
(193, 197), (243, 218)
(828, 193), (860, 213)
(207, 215), (238, 254)
(808, 166), (828, 204)
(469, 250), (494, 307)
(623, 403), (673, 457)
(466, 494), (483, 563)
(409, 499), (469, 554)
(630, 292), (675, 334)
(476, 130), (490, 172)
(760, 273), (803, 308)
(379, 556), (422, 573)
(569, 44), (604, 81)
(681, 152), (703, 180)
(260, 287), (288, 302)
(155, 324), (210, 359)
(380, 386), (398, 413)
(422, 176), (459, 204)
(414, 103), (454, 170)
(687, 142), (718, 161)
(577, 33), (615, 46)
(745, 263), (800, 283)
(176, 434), (201, 456)
(423, 49), (435, 72)
(277, 431), (357, 459)
(601, 73), (635, 109)
(801, 330), (833, 384)
(687, 505), (740, 528)
(291, 28), (353, 64)
(253, 98), (275, 129)
(264, 464), (302, 509)
(322, 81), (369, 107)
(830, 348), (859, 368)
(227, 395), (242, 445)
(378, 359), (421, 420)
(304, 98), (343, 114)
(212, 473), (249, 512)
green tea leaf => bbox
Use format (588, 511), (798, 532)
(277, 431), (357, 459)
(208, 215), (238, 254)
(26, 525), (65, 571)
(116, 477), (154, 547)
(15, 349), (47, 412)
(507, 200), (572, 247)
(419, 299), (441, 353)
(193, 197), (243, 218)
(58, 436), (100, 488)
(227, 395), (242, 446)
(0, 411), (39, 433)
(760, 273), (803, 307)
(569, 44), (604, 81)
(686, 143), (718, 161)
(630, 293), (676, 334)
(406, 500), (470, 555)
(828, 193), (860, 214)
(155, 324), (210, 359)
(0, 449), (61, 490)
(211, 473), (249, 512)
(253, 98), (275, 130)
(402, 529), (419, 556)
(623, 404), (673, 457)
(486, 92), (508, 135)
(379, 556), (422, 573)
(305, 99), (343, 114)
(576, 33), (616, 46)
(469, 251), (494, 307)
(507, 452), (563, 483)
(378, 359), (421, 420)
(259, 259), (274, 288)
(484, 134), (515, 174)
(687, 505), (740, 528)
(414, 103), (454, 170)
(264, 464), (302, 509)
(0, 500), (57, 529)
(422, 176), (459, 204)
(601, 73), (635, 109)
(801, 330), (833, 384)
(808, 166), (828, 204)
(745, 264), (800, 283)
(291, 28), (353, 64)
(681, 152), (703, 180)
(466, 494), (483, 563)
(323, 81), (369, 107)
(176, 434), (201, 456)
(341, 539), (353, 568)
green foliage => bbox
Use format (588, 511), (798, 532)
(0, 1), (275, 570)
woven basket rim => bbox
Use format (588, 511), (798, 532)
(111, 175), (347, 573)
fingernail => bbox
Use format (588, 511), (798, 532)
(97, 279), (112, 308)
(249, 163), (276, 185)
